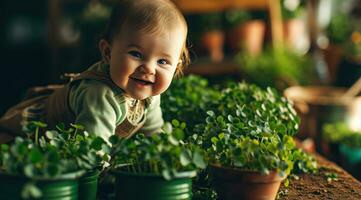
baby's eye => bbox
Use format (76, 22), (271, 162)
(157, 59), (170, 65)
(128, 51), (142, 59)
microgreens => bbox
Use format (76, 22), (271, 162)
(162, 75), (221, 134)
(196, 83), (317, 176)
(109, 120), (206, 180)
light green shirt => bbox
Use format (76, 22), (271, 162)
(68, 62), (164, 141)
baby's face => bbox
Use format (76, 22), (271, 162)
(107, 26), (185, 100)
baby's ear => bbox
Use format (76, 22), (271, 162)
(99, 39), (111, 63)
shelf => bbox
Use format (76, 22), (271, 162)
(172, 0), (268, 13)
(184, 59), (240, 76)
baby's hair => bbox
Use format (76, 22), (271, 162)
(103, 0), (190, 75)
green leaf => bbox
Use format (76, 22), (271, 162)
(284, 178), (290, 187)
(45, 130), (59, 139)
(171, 119), (180, 127)
(109, 135), (119, 145)
(47, 164), (60, 177)
(29, 148), (43, 163)
(207, 110), (215, 117)
(70, 123), (84, 130)
(193, 150), (206, 169)
(21, 182), (42, 199)
(168, 135), (179, 145)
(24, 164), (35, 177)
(1, 144), (9, 151)
(180, 150), (191, 166)
(91, 137), (105, 151)
(162, 169), (172, 180)
(173, 128), (184, 140)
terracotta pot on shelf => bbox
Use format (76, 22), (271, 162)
(226, 20), (265, 55)
(322, 44), (342, 84)
(283, 18), (309, 53)
(199, 30), (225, 62)
(209, 164), (286, 200)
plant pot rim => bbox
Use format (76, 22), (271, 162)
(209, 163), (286, 182)
(0, 170), (86, 181)
(112, 168), (197, 179)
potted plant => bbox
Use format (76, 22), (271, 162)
(336, 31), (361, 87)
(325, 12), (353, 84)
(0, 135), (84, 199)
(224, 9), (266, 55)
(108, 120), (206, 200)
(281, 0), (308, 53)
(41, 123), (109, 200)
(236, 47), (314, 91)
(188, 13), (225, 62)
(3, 121), (110, 200)
(196, 82), (317, 200)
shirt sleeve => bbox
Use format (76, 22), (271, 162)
(69, 81), (125, 142)
(139, 95), (164, 135)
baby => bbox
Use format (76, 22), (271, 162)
(0, 0), (189, 143)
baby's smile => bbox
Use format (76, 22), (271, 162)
(130, 77), (154, 85)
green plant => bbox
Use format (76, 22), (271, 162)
(0, 137), (80, 198)
(326, 13), (353, 45)
(224, 10), (251, 29)
(195, 83), (317, 176)
(43, 123), (110, 170)
(109, 120), (206, 180)
(23, 122), (110, 171)
(323, 122), (361, 148)
(237, 47), (314, 90)
(223, 10), (266, 30)
(187, 12), (223, 42)
(325, 172), (338, 183)
(280, 0), (306, 20)
(162, 75), (221, 133)
(345, 31), (361, 61)
(0, 137), (78, 179)
(0, 121), (110, 199)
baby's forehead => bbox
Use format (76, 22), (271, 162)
(118, 22), (186, 40)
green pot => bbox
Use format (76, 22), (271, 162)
(339, 144), (361, 164)
(0, 170), (84, 200)
(113, 170), (196, 200)
(79, 169), (99, 200)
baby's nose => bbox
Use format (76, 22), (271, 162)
(139, 62), (156, 74)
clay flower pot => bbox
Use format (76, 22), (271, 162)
(200, 30), (225, 62)
(209, 164), (286, 200)
(283, 18), (309, 53)
(227, 20), (265, 55)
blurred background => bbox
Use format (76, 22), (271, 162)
(0, 0), (360, 113)
(0, 0), (361, 178)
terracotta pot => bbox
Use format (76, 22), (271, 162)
(284, 86), (361, 154)
(200, 30), (225, 62)
(209, 164), (286, 200)
(322, 45), (342, 84)
(283, 18), (309, 53)
(226, 20), (265, 55)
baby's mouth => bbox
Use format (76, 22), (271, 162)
(131, 77), (154, 85)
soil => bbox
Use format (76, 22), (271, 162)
(279, 154), (361, 199)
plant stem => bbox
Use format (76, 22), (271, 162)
(35, 127), (39, 145)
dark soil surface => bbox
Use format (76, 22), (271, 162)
(279, 154), (361, 199)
